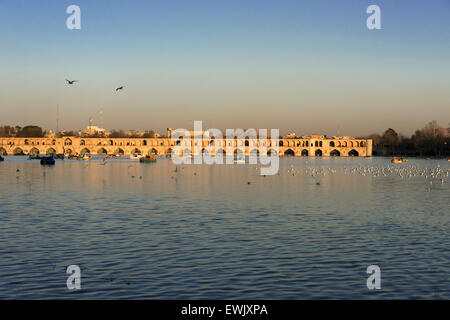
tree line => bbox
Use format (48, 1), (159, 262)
(361, 121), (450, 157)
(0, 126), (157, 139)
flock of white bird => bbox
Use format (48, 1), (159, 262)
(284, 163), (449, 189)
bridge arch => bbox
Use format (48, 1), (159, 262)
(97, 148), (108, 155)
(114, 148), (124, 155)
(131, 148), (142, 155)
(301, 149), (308, 156)
(348, 149), (359, 157)
(267, 149), (277, 156)
(284, 149), (295, 156)
(80, 148), (91, 155)
(64, 138), (72, 146)
(0, 147), (7, 155)
(13, 147), (25, 155)
(46, 148), (57, 155)
(249, 149), (259, 157)
(315, 149), (322, 157)
(330, 149), (340, 156)
(29, 147), (40, 155)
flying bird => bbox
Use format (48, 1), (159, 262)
(66, 79), (78, 85)
(116, 86), (125, 91)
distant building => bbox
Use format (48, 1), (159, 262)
(82, 125), (108, 136)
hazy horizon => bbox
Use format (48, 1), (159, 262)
(1, 0), (449, 137)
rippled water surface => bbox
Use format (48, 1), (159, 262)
(0, 156), (449, 299)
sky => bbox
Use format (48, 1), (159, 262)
(0, 0), (449, 137)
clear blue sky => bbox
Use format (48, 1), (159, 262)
(0, 0), (449, 136)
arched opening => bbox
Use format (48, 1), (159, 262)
(24, 139), (29, 145)
(80, 148), (91, 155)
(142, 140), (147, 146)
(249, 149), (259, 157)
(279, 141), (284, 147)
(131, 148), (142, 155)
(315, 149), (322, 157)
(46, 148), (57, 155)
(29, 148), (40, 155)
(201, 148), (209, 155)
(360, 141), (365, 147)
(216, 148), (225, 156)
(65, 148), (73, 155)
(301, 149), (308, 156)
(114, 148), (124, 156)
(80, 140), (86, 146)
(0, 147), (7, 155)
(329, 141), (335, 147)
(52, 139), (56, 145)
(234, 149), (244, 159)
(348, 149), (359, 157)
(109, 140), (114, 146)
(166, 148), (172, 156)
(330, 149), (340, 156)
(64, 138), (72, 146)
(267, 149), (278, 156)
(183, 148), (191, 156)
(342, 141), (347, 147)
(13, 148), (24, 155)
(284, 149), (295, 156)
(97, 148), (108, 155)
(151, 148), (158, 155)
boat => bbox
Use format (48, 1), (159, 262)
(80, 154), (92, 160)
(54, 154), (65, 160)
(391, 157), (402, 164)
(130, 154), (144, 160)
(139, 155), (157, 163)
(40, 156), (55, 165)
(68, 154), (78, 160)
(28, 155), (43, 160)
(108, 154), (119, 158)
(234, 157), (245, 164)
(400, 157), (408, 162)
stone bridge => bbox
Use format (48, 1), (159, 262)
(0, 136), (372, 157)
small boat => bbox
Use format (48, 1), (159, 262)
(28, 155), (43, 160)
(68, 154), (78, 160)
(80, 154), (92, 160)
(391, 157), (402, 164)
(130, 154), (143, 160)
(364, 156), (373, 159)
(54, 154), (65, 160)
(108, 154), (120, 158)
(40, 156), (55, 165)
(139, 155), (157, 163)
(400, 157), (408, 162)
(234, 157), (245, 164)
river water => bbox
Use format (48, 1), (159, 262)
(0, 156), (448, 299)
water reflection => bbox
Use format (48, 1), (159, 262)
(0, 156), (449, 299)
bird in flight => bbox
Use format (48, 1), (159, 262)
(66, 79), (78, 85)
(116, 86), (125, 92)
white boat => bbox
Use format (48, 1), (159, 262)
(130, 154), (144, 160)
(234, 157), (245, 164)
